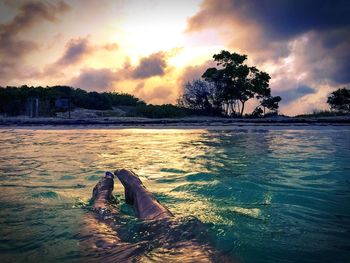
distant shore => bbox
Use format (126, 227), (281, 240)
(1, 116), (350, 127)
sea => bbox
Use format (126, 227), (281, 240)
(0, 126), (349, 262)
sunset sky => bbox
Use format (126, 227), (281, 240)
(0, 0), (349, 115)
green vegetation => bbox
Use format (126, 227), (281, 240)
(178, 50), (281, 117)
(296, 87), (350, 118)
(327, 87), (350, 113)
(128, 104), (188, 118)
(0, 85), (193, 118)
(0, 85), (143, 117)
(295, 110), (347, 118)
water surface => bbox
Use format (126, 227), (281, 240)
(0, 127), (349, 262)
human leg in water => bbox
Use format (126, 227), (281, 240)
(82, 172), (146, 262)
(114, 169), (236, 263)
(114, 169), (173, 220)
(91, 171), (115, 213)
(84, 171), (120, 249)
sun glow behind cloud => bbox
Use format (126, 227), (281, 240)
(117, 0), (201, 58)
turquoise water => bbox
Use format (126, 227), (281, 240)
(0, 127), (349, 262)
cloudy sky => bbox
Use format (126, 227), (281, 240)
(0, 0), (349, 115)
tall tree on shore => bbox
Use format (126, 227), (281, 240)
(327, 87), (350, 113)
(257, 95), (282, 116)
(202, 50), (272, 116)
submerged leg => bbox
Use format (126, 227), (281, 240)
(82, 172), (146, 261)
(114, 169), (236, 262)
(91, 171), (115, 213)
(114, 169), (173, 220)
(87, 171), (121, 246)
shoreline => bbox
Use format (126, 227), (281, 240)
(1, 116), (350, 128)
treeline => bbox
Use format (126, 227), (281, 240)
(0, 85), (143, 116)
(130, 104), (189, 118)
(0, 85), (190, 118)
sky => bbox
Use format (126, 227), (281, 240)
(0, 0), (349, 116)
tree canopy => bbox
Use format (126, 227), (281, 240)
(179, 50), (282, 117)
(327, 87), (350, 113)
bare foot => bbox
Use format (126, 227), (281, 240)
(92, 171), (115, 211)
(114, 169), (144, 205)
(114, 169), (173, 220)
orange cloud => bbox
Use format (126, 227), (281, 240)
(66, 51), (172, 92)
(134, 83), (174, 105)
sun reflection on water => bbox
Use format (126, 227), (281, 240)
(0, 127), (349, 263)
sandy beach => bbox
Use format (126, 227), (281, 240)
(1, 116), (350, 128)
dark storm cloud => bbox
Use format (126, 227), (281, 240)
(319, 30), (350, 84)
(277, 85), (316, 103)
(131, 52), (167, 79)
(333, 58), (350, 84)
(188, 0), (350, 40)
(238, 0), (349, 40)
(289, 30), (350, 85)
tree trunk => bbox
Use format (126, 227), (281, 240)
(237, 101), (240, 116)
(230, 101), (234, 116)
(240, 101), (245, 117)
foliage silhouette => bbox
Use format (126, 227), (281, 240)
(327, 87), (350, 113)
(177, 79), (221, 115)
(179, 50), (282, 117)
(128, 104), (187, 118)
(0, 85), (143, 116)
(0, 86), (193, 118)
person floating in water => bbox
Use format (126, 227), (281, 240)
(85, 169), (236, 262)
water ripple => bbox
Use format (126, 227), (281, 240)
(0, 127), (349, 263)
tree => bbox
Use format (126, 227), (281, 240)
(178, 79), (219, 114)
(202, 50), (272, 116)
(260, 95), (282, 115)
(327, 87), (350, 113)
(102, 92), (142, 107)
(251, 107), (263, 117)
